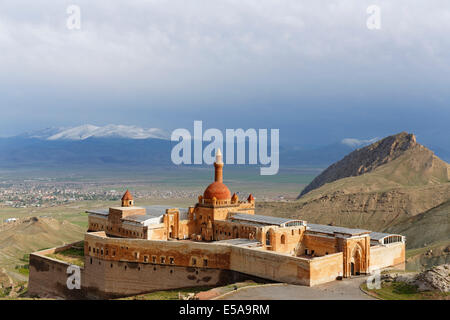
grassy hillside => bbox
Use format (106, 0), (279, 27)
(0, 217), (84, 278)
(385, 200), (450, 249)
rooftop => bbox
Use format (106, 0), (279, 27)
(122, 214), (160, 223)
(229, 213), (304, 227)
(369, 231), (402, 241)
(213, 238), (261, 247)
(306, 223), (371, 236)
(86, 205), (188, 218)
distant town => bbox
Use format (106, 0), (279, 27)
(0, 178), (202, 209)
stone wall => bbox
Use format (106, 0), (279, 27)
(29, 233), (405, 299)
(302, 234), (338, 256)
(28, 242), (86, 299)
(84, 233), (321, 286)
(309, 253), (343, 286)
(83, 256), (255, 299)
(228, 245), (312, 286)
(28, 240), (266, 299)
(85, 232), (232, 269)
(369, 242), (405, 272)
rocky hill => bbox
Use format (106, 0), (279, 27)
(298, 132), (448, 198)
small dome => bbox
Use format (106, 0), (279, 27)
(203, 182), (231, 200)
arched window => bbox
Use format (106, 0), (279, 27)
(281, 235), (286, 244)
(265, 231), (271, 246)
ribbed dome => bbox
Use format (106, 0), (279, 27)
(203, 182), (231, 200)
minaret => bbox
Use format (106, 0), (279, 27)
(121, 190), (134, 207)
(214, 148), (224, 183)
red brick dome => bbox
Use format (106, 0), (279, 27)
(203, 182), (231, 200)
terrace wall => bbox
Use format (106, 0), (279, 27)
(369, 242), (406, 272)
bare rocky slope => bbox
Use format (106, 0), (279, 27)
(298, 132), (448, 198)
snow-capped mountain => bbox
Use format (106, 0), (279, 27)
(20, 124), (169, 141)
(341, 137), (378, 148)
(18, 127), (66, 139)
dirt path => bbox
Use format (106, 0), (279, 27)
(218, 276), (375, 300)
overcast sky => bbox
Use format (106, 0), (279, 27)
(0, 0), (449, 147)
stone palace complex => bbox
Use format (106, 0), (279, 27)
(28, 150), (405, 299)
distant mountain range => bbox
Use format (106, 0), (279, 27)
(18, 124), (169, 141)
(0, 125), (448, 170)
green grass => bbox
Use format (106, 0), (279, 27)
(118, 286), (214, 300)
(0, 287), (12, 298)
(0, 282), (29, 300)
(14, 265), (29, 276)
(59, 246), (84, 257)
(46, 243), (84, 267)
(362, 281), (450, 300)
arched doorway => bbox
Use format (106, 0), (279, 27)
(350, 246), (362, 276)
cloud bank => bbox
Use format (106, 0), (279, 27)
(0, 1), (449, 147)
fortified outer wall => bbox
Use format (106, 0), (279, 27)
(28, 242), (86, 299)
(369, 242), (405, 273)
(29, 234), (404, 299)
(84, 232), (338, 287)
(82, 257), (256, 299)
(28, 240), (267, 299)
